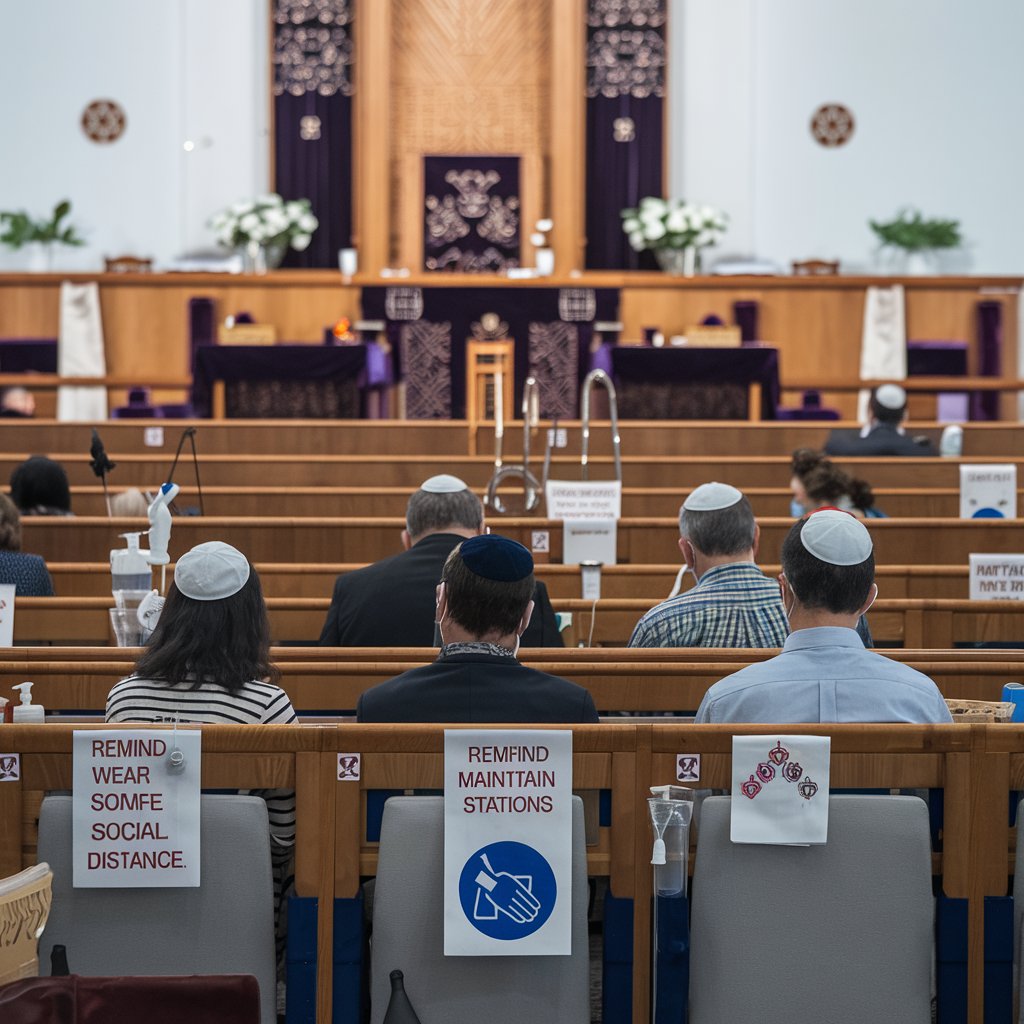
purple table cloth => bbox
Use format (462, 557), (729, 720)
(192, 344), (391, 419)
(595, 344), (780, 420)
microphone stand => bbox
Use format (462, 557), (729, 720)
(164, 427), (205, 516)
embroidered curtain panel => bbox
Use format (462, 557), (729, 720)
(584, 0), (666, 270)
(272, 0), (354, 268)
(423, 156), (521, 273)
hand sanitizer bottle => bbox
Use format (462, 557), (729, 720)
(12, 683), (44, 722)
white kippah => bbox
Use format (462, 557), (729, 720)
(420, 474), (468, 494)
(800, 510), (873, 565)
(683, 481), (743, 512)
(875, 383), (907, 410)
(174, 541), (251, 600)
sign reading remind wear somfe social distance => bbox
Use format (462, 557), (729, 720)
(72, 730), (201, 888)
(444, 730), (572, 956)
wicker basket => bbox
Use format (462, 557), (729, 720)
(945, 699), (1017, 723)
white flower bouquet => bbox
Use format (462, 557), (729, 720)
(621, 197), (727, 252)
(209, 193), (318, 253)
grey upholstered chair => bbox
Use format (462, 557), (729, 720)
(37, 795), (276, 1024)
(689, 794), (933, 1024)
(370, 795), (589, 1024)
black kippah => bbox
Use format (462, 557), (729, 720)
(460, 534), (533, 582)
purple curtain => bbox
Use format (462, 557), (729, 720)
(272, 0), (354, 268)
(973, 300), (1003, 421)
(584, 1), (666, 270)
(423, 156), (521, 272)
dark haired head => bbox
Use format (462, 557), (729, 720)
(440, 542), (535, 638)
(133, 567), (277, 691)
(406, 487), (483, 541)
(781, 518), (875, 614)
(790, 448), (875, 512)
(10, 456), (71, 515)
(0, 494), (21, 551)
(679, 495), (756, 556)
(869, 386), (907, 426)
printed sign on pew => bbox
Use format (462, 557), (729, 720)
(545, 481), (620, 566)
(72, 730), (201, 887)
(444, 730), (572, 956)
(969, 554), (1024, 600)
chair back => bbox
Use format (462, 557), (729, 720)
(37, 795), (276, 1024)
(370, 795), (589, 1024)
(689, 795), (933, 1024)
(0, 862), (52, 985)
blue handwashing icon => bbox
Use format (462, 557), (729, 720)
(458, 841), (556, 939)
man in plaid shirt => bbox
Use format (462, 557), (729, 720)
(629, 481), (787, 649)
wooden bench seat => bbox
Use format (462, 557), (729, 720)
(20, 514), (1024, 566)
(43, 560), (974, 601)
(7, 452), (1024, 490)
(3, 645), (1022, 713)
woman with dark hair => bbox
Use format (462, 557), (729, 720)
(105, 541), (296, 995)
(0, 494), (54, 595)
(790, 448), (877, 518)
(10, 455), (73, 516)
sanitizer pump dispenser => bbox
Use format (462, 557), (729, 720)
(12, 683), (44, 722)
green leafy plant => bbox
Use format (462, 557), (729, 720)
(869, 208), (962, 253)
(0, 200), (85, 249)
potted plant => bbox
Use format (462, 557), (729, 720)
(869, 208), (962, 274)
(0, 200), (85, 271)
(621, 197), (727, 276)
(209, 193), (318, 273)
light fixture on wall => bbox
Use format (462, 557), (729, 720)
(81, 99), (126, 144)
(810, 103), (854, 147)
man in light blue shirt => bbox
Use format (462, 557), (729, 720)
(629, 482), (787, 649)
(696, 510), (953, 724)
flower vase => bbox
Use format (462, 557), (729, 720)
(25, 242), (54, 273)
(242, 240), (288, 275)
(655, 247), (699, 277)
(904, 251), (933, 276)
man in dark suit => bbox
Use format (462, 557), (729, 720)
(824, 384), (937, 457)
(318, 475), (563, 647)
(357, 534), (598, 723)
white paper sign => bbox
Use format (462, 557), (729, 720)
(730, 735), (830, 845)
(545, 480), (622, 520)
(969, 554), (1024, 599)
(73, 730), (201, 887)
(960, 464), (1017, 519)
(444, 729), (572, 956)
(0, 584), (15, 647)
(563, 518), (617, 566)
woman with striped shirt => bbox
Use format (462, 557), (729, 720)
(105, 541), (296, 999)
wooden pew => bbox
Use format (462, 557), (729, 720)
(8, 452), (1024, 490)
(9, 594), (1024, 647)
(11, 417), (1024, 459)
(5, 647), (1023, 714)
(59, 482), (1023, 519)
(19, 514), (1024, 567)
(44, 560), (974, 601)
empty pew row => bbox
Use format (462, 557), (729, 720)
(43, 561), (977, 600)
(20, 515), (1024, 566)
(4, 648), (1024, 713)
(0, 721), (1014, 1022)
(8, 595), (1024, 647)
(9, 417), (1024, 459)
(6, 452), (1024, 490)
(57, 483), (1024, 519)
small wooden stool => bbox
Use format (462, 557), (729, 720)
(466, 339), (515, 428)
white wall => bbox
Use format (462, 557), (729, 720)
(0, 0), (268, 271)
(1, 1), (1019, 274)
(669, 0), (1024, 274)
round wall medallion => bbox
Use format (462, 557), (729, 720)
(810, 103), (854, 147)
(81, 99), (126, 143)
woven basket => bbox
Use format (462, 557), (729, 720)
(945, 699), (1016, 723)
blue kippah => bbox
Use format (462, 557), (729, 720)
(459, 534), (533, 582)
